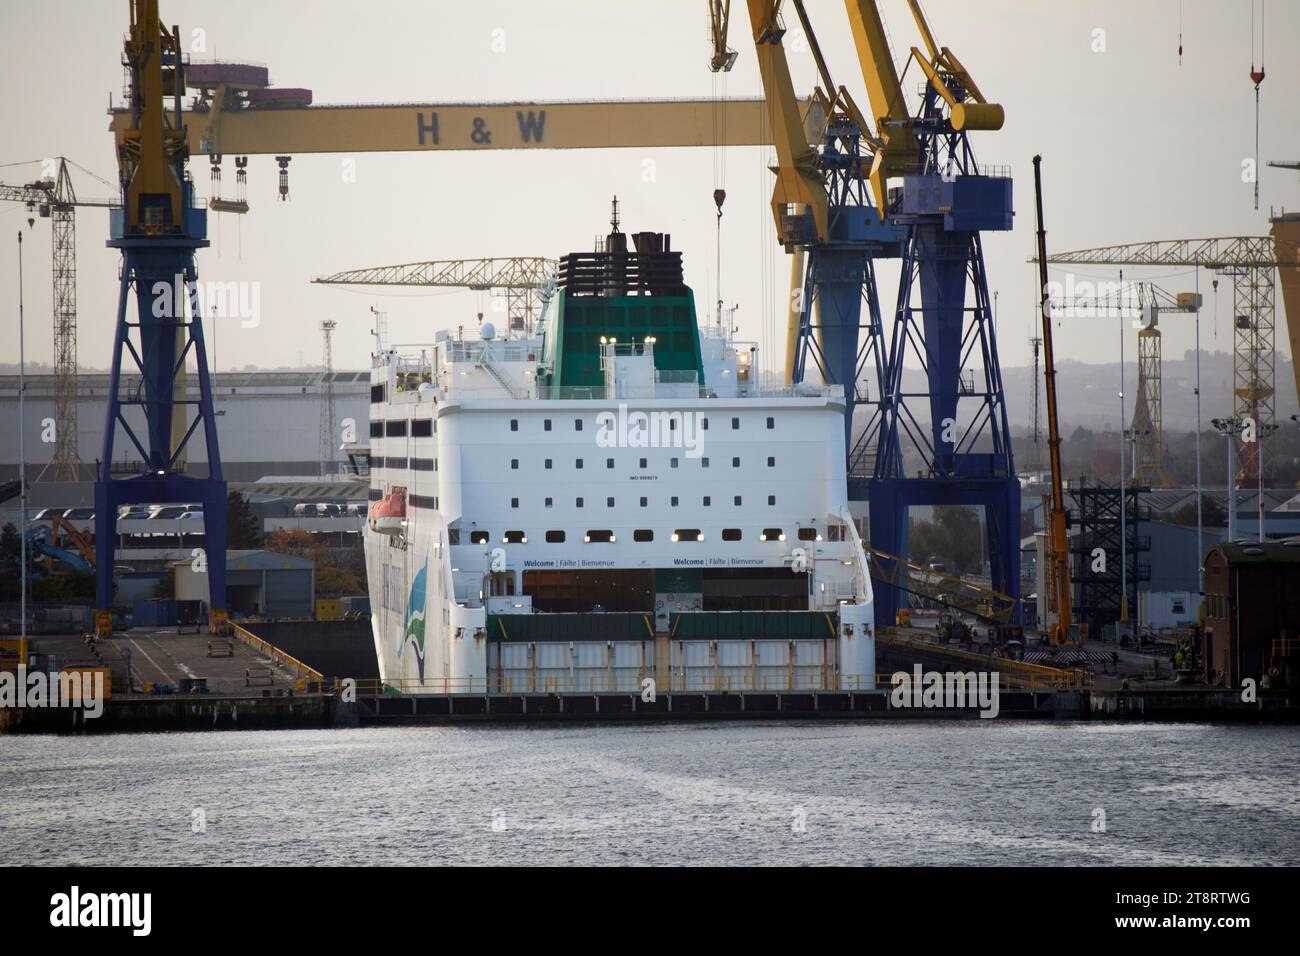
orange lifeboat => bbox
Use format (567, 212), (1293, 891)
(368, 486), (407, 536)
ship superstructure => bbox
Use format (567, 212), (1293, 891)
(364, 215), (874, 693)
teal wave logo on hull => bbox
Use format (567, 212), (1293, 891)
(395, 560), (428, 679)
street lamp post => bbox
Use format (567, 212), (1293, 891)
(1256, 423), (1277, 543)
(1211, 418), (1239, 544)
(17, 231), (29, 643)
(1194, 258), (1203, 592)
(1118, 270), (1128, 626)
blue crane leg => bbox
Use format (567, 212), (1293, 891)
(811, 248), (869, 456)
(917, 227), (969, 474)
(867, 479), (904, 625)
(135, 271), (181, 468)
(95, 238), (227, 632)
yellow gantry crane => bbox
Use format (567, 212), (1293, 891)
(843, 0), (918, 215)
(110, 79), (790, 206)
(746, 1), (834, 251)
(708, 1), (738, 73)
(740, 0), (1008, 389)
(105, 37), (835, 207)
(846, 0), (1002, 215)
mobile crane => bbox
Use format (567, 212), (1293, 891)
(1033, 156), (1071, 645)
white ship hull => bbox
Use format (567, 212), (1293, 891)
(363, 233), (874, 694)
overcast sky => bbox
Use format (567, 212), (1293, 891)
(2, 0), (1297, 383)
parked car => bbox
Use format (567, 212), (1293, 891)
(34, 508), (66, 521)
(149, 506), (186, 520)
(63, 507), (95, 521)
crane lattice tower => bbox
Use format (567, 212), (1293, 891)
(43, 160), (81, 480)
(1043, 237), (1297, 482)
(319, 320), (338, 476)
(1133, 324), (1164, 486)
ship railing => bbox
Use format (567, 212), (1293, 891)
(334, 672), (894, 696)
(388, 349), (433, 375)
(442, 340), (538, 365)
(872, 670), (1085, 693)
(230, 623), (325, 685)
(654, 369), (699, 385)
(874, 630), (1093, 690)
(533, 383), (844, 401)
(536, 385), (611, 400)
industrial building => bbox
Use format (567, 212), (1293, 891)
(1203, 541), (1300, 688)
(1140, 520), (1228, 630)
(0, 369), (369, 485)
(174, 549), (315, 621)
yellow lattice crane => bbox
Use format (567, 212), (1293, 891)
(1, 159), (119, 481)
(1129, 283), (1202, 487)
(708, 0), (738, 72)
(1044, 236), (1300, 481)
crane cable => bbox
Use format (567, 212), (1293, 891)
(711, 63), (727, 336)
(754, 40), (774, 378)
(1251, 0), (1266, 211)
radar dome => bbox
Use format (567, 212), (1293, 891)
(480, 321), (497, 340)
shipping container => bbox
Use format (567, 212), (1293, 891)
(316, 598), (343, 621)
(132, 599), (178, 628)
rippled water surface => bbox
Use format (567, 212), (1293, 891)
(2, 722), (1297, 865)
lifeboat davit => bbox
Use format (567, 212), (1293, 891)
(368, 486), (407, 536)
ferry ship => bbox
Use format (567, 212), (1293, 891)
(362, 214), (875, 694)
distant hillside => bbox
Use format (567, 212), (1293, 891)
(931, 350), (1297, 433)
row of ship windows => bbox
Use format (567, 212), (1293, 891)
(509, 494), (778, 508)
(371, 455), (779, 471)
(449, 527), (840, 545)
(509, 415), (776, 432)
(369, 416), (782, 438)
(371, 419), (434, 438)
(511, 455), (778, 470)
(371, 489), (780, 512)
(372, 457), (436, 471)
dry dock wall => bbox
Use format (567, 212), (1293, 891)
(3, 687), (1295, 732)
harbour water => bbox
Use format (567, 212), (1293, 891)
(2, 722), (1297, 866)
